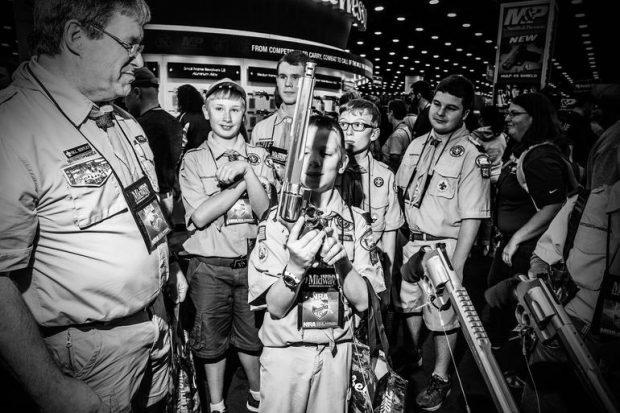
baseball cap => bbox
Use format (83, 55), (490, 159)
(204, 78), (246, 102)
(131, 67), (159, 88)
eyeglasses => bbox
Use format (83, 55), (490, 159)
(506, 110), (528, 118)
(88, 23), (144, 59)
(338, 121), (375, 132)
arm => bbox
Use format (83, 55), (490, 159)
(189, 179), (247, 229)
(380, 230), (397, 282)
(503, 203), (563, 266)
(243, 168), (270, 218)
(0, 275), (102, 413)
(451, 218), (482, 277)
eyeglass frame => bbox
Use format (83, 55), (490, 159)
(505, 110), (529, 118)
(86, 22), (144, 58)
(338, 120), (376, 132)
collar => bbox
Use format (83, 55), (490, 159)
(206, 132), (247, 159)
(317, 189), (353, 223)
(16, 57), (97, 127)
(430, 123), (469, 142)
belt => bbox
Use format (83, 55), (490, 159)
(409, 232), (446, 241)
(195, 255), (248, 269)
(39, 307), (152, 338)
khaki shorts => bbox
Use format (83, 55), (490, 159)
(43, 313), (171, 411)
(399, 239), (460, 332)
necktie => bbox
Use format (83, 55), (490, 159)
(342, 164), (367, 208)
(219, 150), (240, 162)
(89, 105), (115, 131)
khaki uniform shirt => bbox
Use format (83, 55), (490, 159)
(0, 59), (166, 326)
(250, 105), (292, 185)
(248, 191), (385, 347)
(396, 125), (491, 239)
(179, 133), (274, 258)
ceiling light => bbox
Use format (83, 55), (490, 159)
(403, 56), (409, 60)
(444, 42), (452, 46)
(443, 58), (449, 62)
(352, 23), (357, 27)
(389, 51), (395, 55)
(581, 33), (590, 37)
(357, 41), (364, 45)
(393, 39), (399, 42)
(407, 45), (414, 49)
(374, 47), (380, 50)
(345, 49), (350, 52)
(456, 48), (463, 52)
(388, 61), (393, 65)
(374, 57), (380, 61)
(474, 32), (482, 37)
(433, 54), (439, 58)
(414, 60), (421, 64)
(374, 31), (382, 35)
(429, 0), (439, 4)
(485, 39), (493, 43)
(425, 63), (430, 66)
(360, 54), (366, 57)
(466, 52), (472, 56)
(396, 70), (401, 74)
(397, 17), (406, 21)
(374, 5), (384, 11)
(584, 40), (592, 44)
(462, 23), (471, 28)
(421, 50), (428, 54)
(386, 68), (392, 71)
(453, 62), (458, 66)
(575, 13), (585, 18)
(578, 24), (588, 29)
(415, 27), (424, 32)
(447, 12), (457, 17)
(399, 64), (404, 67)
(431, 35), (439, 40)
(420, 69), (425, 72)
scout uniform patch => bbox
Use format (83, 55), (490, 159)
(247, 153), (261, 166)
(135, 135), (148, 143)
(450, 145), (464, 157)
(63, 157), (112, 187)
(476, 154), (491, 179)
(374, 177), (384, 187)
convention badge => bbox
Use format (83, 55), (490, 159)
(360, 229), (376, 251)
(63, 143), (96, 163)
(247, 153), (261, 166)
(123, 176), (171, 252)
(450, 145), (464, 157)
(269, 146), (288, 166)
(135, 135), (148, 143)
(374, 177), (384, 187)
(475, 154), (491, 179)
(298, 266), (343, 330)
(247, 237), (257, 256)
(225, 196), (256, 225)
(63, 157), (112, 187)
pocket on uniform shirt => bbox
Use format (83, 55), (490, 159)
(62, 157), (126, 228)
(429, 159), (461, 199)
(199, 176), (220, 196)
(370, 203), (389, 234)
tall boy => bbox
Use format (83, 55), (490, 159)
(338, 99), (405, 299)
(396, 75), (490, 411)
(179, 79), (272, 413)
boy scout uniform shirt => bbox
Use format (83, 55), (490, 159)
(179, 133), (274, 258)
(345, 154), (405, 247)
(396, 124), (491, 239)
(250, 105), (292, 184)
(0, 59), (166, 327)
(247, 191), (385, 347)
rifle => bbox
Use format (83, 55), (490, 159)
(277, 62), (321, 230)
(515, 278), (619, 413)
(419, 245), (520, 413)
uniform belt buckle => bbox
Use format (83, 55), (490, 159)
(231, 257), (247, 269)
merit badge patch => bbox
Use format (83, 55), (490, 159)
(135, 135), (147, 143)
(335, 216), (353, 231)
(450, 145), (464, 157)
(374, 177), (384, 187)
(360, 229), (376, 251)
(63, 157), (112, 187)
(257, 244), (268, 262)
(264, 156), (274, 168)
(437, 179), (449, 193)
(247, 153), (261, 166)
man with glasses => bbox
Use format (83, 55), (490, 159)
(250, 50), (312, 187)
(0, 1), (186, 412)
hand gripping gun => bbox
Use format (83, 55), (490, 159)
(277, 62), (323, 230)
(404, 245), (519, 412)
(515, 278), (619, 413)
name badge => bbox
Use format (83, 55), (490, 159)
(225, 195), (256, 225)
(298, 265), (343, 330)
(123, 176), (171, 252)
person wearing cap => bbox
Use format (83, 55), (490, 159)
(0, 0), (187, 411)
(125, 67), (183, 218)
(250, 50), (312, 187)
(179, 78), (273, 413)
(248, 115), (385, 413)
(395, 75), (490, 411)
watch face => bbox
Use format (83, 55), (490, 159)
(283, 272), (300, 288)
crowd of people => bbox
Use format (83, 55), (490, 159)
(1, 1), (619, 413)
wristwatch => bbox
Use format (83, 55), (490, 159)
(282, 268), (302, 290)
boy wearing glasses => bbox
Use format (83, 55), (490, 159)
(338, 99), (405, 300)
(250, 51), (312, 186)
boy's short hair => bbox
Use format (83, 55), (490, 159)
(388, 99), (407, 120)
(340, 98), (381, 127)
(204, 78), (246, 110)
(434, 75), (474, 112)
(276, 50), (311, 73)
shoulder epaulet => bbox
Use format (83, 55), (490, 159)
(0, 87), (18, 107)
(467, 135), (487, 153)
(112, 103), (133, 120)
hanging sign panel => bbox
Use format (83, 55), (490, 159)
(167, 63), (241, 80)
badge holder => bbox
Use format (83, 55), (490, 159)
(124, 176), (171, 252)
(297, 264), (344, 330)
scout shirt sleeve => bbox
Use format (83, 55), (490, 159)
(384, 170), (405, 231)
(458, 143), (491, 219)
(0, 137), (38, 272)
(354, 212), (386, 294)
(178, 150), (222, 230)
(524, 148), (568, 208)
(248, 213), (290, 310)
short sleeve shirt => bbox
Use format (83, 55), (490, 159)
(0, 59), (166, 326)
(179, 133), (274, 258)
(396, 125), (491, 238)
(247, 192), (385, 347)
(382, 122), (411, 157)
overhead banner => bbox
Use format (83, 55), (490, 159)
(247, 67), (341, 90)
(144, 27), (373, 79)
(493, 0), (557, 106)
